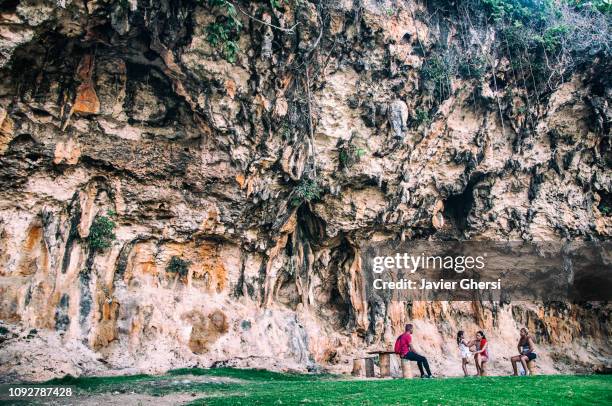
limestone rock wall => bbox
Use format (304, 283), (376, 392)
(0, 0), (610, 381)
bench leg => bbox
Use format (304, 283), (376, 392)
(380, 353), (391, 377)
(401, 359), (412, 379)
(365, 358), (375, 377)
(352, 359), (365, 377)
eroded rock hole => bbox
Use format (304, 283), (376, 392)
(323, 238), (354, 330)
(443, 176), (483, 231)
(0, 0), (19, 12)
(296, 205), (326, 242)
(597, 190), (612, 216)
(277, 206), (327, 308)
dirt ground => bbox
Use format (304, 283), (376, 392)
(46, 392), (200, 406)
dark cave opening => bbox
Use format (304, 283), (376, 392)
(296, 204), (326, 243)
(0, 0), (19, 12)
(443, 174), (484, 231)
(444, 188), (474, 231)
(328, 238), (353, 329)
(489, 75), (507, 90)
(597, 190), (612, 216)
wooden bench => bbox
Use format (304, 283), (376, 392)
(352, 357), (375, 377)
(367, 350), (397, 378)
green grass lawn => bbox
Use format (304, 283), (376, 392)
(45, 368), (612, 406)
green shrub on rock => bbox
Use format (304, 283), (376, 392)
(291, 178), (322, 207)
(88, 211), (116, 251)
(206, 0), (242, 63)
(338, 142), (366, 169)
(166, 256), (190, 277)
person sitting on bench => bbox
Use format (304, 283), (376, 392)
(511, 327), (537, 376)
(394, 323), (433, 378)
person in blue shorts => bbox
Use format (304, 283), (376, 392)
(511, 328), (537, 375)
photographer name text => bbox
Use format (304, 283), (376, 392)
(372, 278), (502, 290)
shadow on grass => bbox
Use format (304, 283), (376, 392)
(43, 367), (337, 397)
(167, 367), (337, 382)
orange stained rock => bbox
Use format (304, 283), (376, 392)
(22, 225), (43, 253)
(280, 212), (297, 234)
(0, 108), (14, 154)
(53, 138), (81, 165)
(235, 173), (246, 188)
(183, 309), (228, 354)
(128, 306), (151, 349)
(0, 108), (12, 136)
(262, 213), (298, 306)
(225, 79), (236, 98)
(91, 285), (120, 350)
(124, 243), (158, 283)
(25, 281), (56, 329)
(208, 309), (229, 333)
(200, 207), (220, 232)
(18, 225), (49, 277)
(101, 299), (119, 321)
(0, 286), (20, 321)
(72, 82), (100, 115)
(387, 301), (406, 334)
(193, 241), (227, 293)
(347, 250), (368, 334)
(254, 93), (271, 112)
(93, 306), (120, 349)
(76, 54), (94, 81)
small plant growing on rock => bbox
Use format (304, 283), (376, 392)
(270, 0), (289, 9)
(206, 0), (242, 63)
(598, 199), (611, 216)
(541, 24), (570, 54)
(458, 54), (487, 79)
(338, 142), (366, 169)
(412, 108), (431, 128)
(421, 53), (456, 102)
(291, 177), (322, 207)
(88, 211), (116, 251)
(166, 256), (190, 277)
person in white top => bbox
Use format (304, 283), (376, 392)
(456, 330), (473, 377)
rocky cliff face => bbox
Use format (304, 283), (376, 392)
(0, 0), (610, 381)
